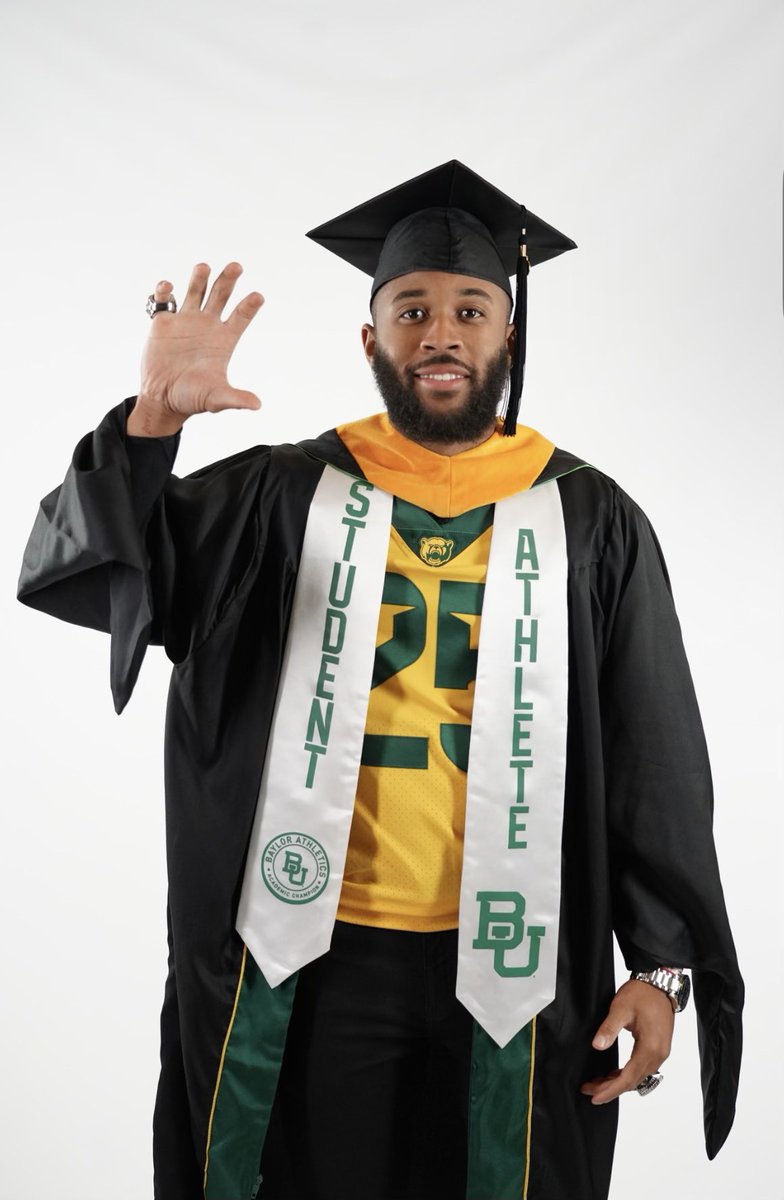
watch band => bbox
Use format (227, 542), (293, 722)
(630, 966), (691, 1013)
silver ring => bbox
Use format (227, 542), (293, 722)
(635, 1072), (663, 1097)
(146, 294), (177, 318)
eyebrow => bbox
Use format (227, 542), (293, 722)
(389, 286), (496, 305)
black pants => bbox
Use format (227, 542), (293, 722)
(259, 920), (473, 1200)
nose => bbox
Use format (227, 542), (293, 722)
(419, 313), (463, 352)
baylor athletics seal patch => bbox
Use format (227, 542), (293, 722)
(262, 832), (330, 904)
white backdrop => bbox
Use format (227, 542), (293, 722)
(2, 1), (782, 1197)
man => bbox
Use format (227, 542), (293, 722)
(18, 161), (743, 1200)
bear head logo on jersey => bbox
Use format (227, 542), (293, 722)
(419, 536), (455, 567)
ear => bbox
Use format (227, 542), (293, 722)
(505, 321), (516, 367)
(361, 322), (376, 365)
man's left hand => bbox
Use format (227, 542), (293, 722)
(580, 979), (675, 1105)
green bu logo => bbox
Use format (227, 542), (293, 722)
(473, 891), (545, 978)
(282, 850), (309, 887)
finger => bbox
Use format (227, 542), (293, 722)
(229, 388), (262, 411)
(181, 262), (211, 311)
(584, 1046), (663, 1105)
(225, 290), (265, 334)
(592, 1008), (628, 1051)
(203, 261), (244, 317)
(153, 279), (174, 302)
(205, 386), (261, 414)
(580, 1068), (622, 1096)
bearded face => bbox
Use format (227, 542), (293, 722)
(370, 343), (510, 446)
(363, 271), (514, 447)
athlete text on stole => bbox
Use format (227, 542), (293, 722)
(510, 526), (539, 849)
(471, 526), (545, 979)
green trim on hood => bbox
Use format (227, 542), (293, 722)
(204, 952), (298, 1200)
(467, 1018), (535, 1199)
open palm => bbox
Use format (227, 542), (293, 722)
(139, 262), (264, 421)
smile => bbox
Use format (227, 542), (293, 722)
(416, 373), (467, 381)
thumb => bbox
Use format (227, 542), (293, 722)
(208, 387), (262, 413)
(230, 388), (262, 411)
(592, 1009), (626, 1051)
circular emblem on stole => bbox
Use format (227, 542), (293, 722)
(419, 536), (455, 566)
(262, 833), (330, 905)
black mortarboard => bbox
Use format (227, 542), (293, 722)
(307, 160), (576, 434)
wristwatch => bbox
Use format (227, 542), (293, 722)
(630, 967), (691, 1013)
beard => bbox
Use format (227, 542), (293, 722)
(370, 344), (510, 445)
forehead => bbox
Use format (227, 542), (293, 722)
(374, 270), (510, 309)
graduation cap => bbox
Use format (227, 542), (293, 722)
(307, 159), (576, 435)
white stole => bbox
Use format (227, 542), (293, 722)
(236, 465), (568, 1047)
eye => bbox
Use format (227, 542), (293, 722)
(399, 307), (426, 320)
(459, 307), (484, 319)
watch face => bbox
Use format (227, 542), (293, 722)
(676, 972), (691, 1012)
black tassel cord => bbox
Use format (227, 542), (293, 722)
(503, 227), (530, 436)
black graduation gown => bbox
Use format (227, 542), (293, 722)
(18, 398), (743, 1200)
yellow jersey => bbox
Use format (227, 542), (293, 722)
(334, 412), (555, 932)
(336, 497), (494, 930)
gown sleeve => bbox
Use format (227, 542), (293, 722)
(597, 483), (744, 1159)
(17, 397), (272, 713)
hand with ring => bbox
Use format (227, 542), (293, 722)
(129, 263), (265, 437)
(579, 978), (674, 1106)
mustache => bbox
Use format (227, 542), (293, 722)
(408, 355), (473, 376)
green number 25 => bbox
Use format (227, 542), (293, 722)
(361, 573), (484, 773)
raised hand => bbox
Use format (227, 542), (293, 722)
(129, 262), (265, 436)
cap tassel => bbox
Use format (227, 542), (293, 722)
(503, 228), (530, 436)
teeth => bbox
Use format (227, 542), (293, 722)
(419, 373), (464, 381)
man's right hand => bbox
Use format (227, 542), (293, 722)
(128, 262), (265, 437)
